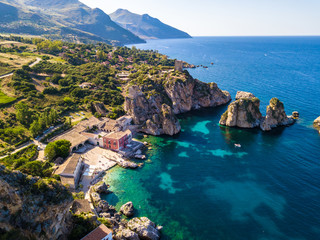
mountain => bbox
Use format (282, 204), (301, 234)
(0, 0), (145, 45)
(110, 9), (192, 40)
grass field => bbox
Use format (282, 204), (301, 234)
(0, 91), (16, 106)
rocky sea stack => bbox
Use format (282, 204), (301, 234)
(219, 92), (262, 128)
(219, 91), (295, 131)
(125, 70), (231, 135)
(260, 98), (295, 131)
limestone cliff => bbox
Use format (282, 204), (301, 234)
(219, 97), (262, 128)
(164, 75), (231, 114)
(124, 85), (181, 136)
(0, 165), (73, 240)
(125, 71), (230, 135)
(260, 98), (295, 131)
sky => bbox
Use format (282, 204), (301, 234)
(80, 0), (320, 36)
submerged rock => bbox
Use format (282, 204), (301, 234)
(120, 201), (135, 217)
(127, 217), (161, 240)
(260, 98), (295, 131)
(219, 96), (262, 128)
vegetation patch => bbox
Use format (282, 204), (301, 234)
(0, 90), (16, 106)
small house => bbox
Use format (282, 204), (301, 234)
(81, 224), (112, 240)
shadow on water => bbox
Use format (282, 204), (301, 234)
(103, 192), (120, 207)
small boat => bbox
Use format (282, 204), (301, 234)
(234, 143), (241, 148)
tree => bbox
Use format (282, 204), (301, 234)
(29, 119), (41, 137)
(45, 140), (71, 162)
(15, 102), (33, 126)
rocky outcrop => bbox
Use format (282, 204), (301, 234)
(235, 91), (256, 100)
(124, 85), (181, 136)
(92, 102), (107, 116)
(219, 97), (262, 128)
(220, 93), (295, 131)
(314, 116), (320, 131)
(94, 182), (112, 194)
(127, 217), (161, 240)
(0, 165), (73, 240)
(114, 227), (140, 240)
(120, 202), (135, 217)
(260, 98), (295, 131)
(125, 71), (230, 135)
(164, 77), (231, 114)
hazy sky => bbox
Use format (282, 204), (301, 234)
(80, 0), (320, 36)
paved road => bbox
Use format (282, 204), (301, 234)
(0, 123), (63, 160)
(0, 57), (41, 79)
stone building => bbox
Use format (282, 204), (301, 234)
(174, 60), (183, 72)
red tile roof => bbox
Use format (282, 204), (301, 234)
(81, 224), (112, 240)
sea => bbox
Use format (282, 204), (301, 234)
(102, 37), (320, 240)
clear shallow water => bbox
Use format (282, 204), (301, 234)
(103, 37), (320, 240)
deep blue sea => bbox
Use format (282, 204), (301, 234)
(103, 37), (320, 240)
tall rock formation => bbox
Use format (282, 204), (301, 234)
(0, 165), (73, 240)
(125, 71), (230, 136)
(219, 92), (262, 128)
(260, 98), (294, 131)
(219, 92), (295, 131)
(125, 85), (181, 136)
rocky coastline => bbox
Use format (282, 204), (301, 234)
(220, 91), (295, 131)
(125, 71), (231, 136)
(90, 182), (162, 240)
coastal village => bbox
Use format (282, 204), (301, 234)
(53, 115), (144, 191)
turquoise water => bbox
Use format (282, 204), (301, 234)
(103, 37), (320, 240)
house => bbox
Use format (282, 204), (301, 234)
(57, 154), (83, 189)
(81, 224), (112, 240)
(52, 126), (88, 152)
(51, 117), (133, 153)
(98, 118), (121, 133)
(103, 129), (132, 151)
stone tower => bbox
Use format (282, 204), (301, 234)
(174, 60), (183, 72)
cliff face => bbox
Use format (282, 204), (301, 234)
(219, 97), (262, 128)
(125, 72), (230, 135)
(260, 98), (294, 131)
(125, 85), (181, 136)
(164, 77), (231, 114)
(0, 165), (73, 240)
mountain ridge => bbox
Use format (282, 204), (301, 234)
(0, 0), (145, 45)
(110, 8), (192, 40)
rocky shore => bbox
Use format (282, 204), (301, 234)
(220, 91), (295, 131)
(90, 182), (162, 240)
(125, 71), (231, 135)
